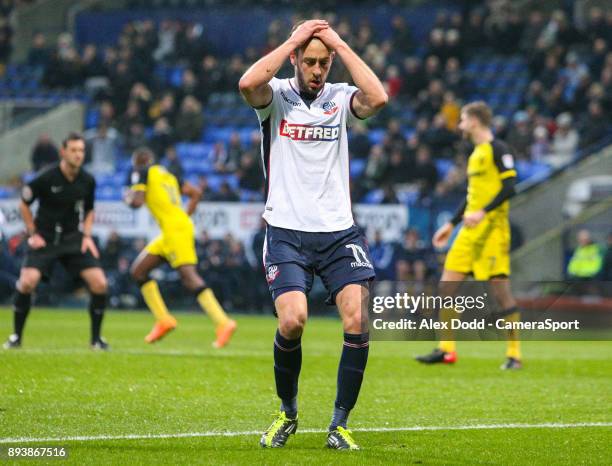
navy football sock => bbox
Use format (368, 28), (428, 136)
(89, 293), (107, 343)
(331, 332), (369, 429)
(274, 329), (301, 419)
(13, 291), (32, 339)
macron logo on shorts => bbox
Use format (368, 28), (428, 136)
(266, 265), (280, 283)
(279, 119), (340, 141)
(346, 244), (373, 269)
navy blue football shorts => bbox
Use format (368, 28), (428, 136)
(263, 223), (376, 305)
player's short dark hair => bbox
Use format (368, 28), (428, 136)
(132, 146), (155, 166)
(462, 101), (493, 127)
(62, 132), (85, 148)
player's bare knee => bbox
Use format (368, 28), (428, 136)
(17, 279), (37, 294)
(18, 271), (39, 294)
(278, 312), (306, 339)
(90, 277), (108, 295)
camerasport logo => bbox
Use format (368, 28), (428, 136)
(322, 100), (338, 115)
(266, 265), (280, 283)
(279, 119), (340, 141)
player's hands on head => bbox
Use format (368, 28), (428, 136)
(290, 19), (329, 46)
(27, 233), (46, 250)
(432, 222), (453, 249)
(81, 235), (100, 259)
(463, 209), (486, 228)
(312, 27), (345, 50)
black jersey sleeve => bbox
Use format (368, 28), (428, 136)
(491, 140), (517, 180)
(21, 172), (45, 205)
(84, 176), (96, 213)
(127, 166), (149, 191)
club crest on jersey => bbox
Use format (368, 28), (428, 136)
(266, 265), (280, 283)
(279, 119), (340, 141)
(322, 100), (338, 115)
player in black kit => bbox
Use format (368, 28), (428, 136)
(3, 133), (109, 350)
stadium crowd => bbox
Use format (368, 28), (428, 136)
(11, 1), (611, 204)
(1, 1), (612, 307)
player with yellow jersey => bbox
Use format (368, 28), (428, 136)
(124, 147), (236, 347)
(416, 102), (522, 370)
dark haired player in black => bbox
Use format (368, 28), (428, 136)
(3, 133), (109, 350)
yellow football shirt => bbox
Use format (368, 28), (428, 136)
(466, 139), (517, 215)
(129, 165), (191, 230)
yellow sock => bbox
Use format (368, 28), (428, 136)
(197, 288), (229, 327)
(141, 280), (173, 323)
(505, 311), (521, 360)
(438, 307), (457, 353)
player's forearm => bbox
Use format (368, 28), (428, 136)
(82, 211), (95, 236)
(334, 42), (388, 109)
(239, 39), (299, 91)
(19, 201), (36, 235)
(186, 195), (200, 216)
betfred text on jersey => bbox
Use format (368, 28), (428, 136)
(279, 119), (340, 141)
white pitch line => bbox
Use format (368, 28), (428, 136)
(1, 422), (610, 444)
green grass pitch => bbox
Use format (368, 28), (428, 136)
(1, 308), (610, 465)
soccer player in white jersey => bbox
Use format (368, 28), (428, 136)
(239, 19), (388, 450)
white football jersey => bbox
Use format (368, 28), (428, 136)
(254, 77), (361, 232)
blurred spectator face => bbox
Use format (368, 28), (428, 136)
(83, 44), (97, 61)
(492, 116), (507, 135)
(154, 117), (170, 133)
(181, 96), (201, 114)
(445, 57), (460, 73)
(126, 100), (140, 117)
(374, 230), (382, 243)
(588, 101), (603, 117)
(593, 38), (606, 54)
(241, 152), (255, 168)
(529, 80), (543, 95)
(160, 94), (175, 111)
(433, 113), (447, 128)
(533, 126), (548, 142)
(528, 10), (543, 26)
(416, 146), (431, 164)
(445, 29), (460, 46)
(430, 28), (444, 46)
(577, 229), (591, 246)
(428, 79), (444, 96)
(182, 69), (197, 87)
(390, 150), (402, 166)
(165, 146), (177, 161)
(424, 56), (440, 74)
(556, 112), (572, 131)
(100, 101), (115, 121)
(229, 132), (241, 147)
(290, 37), (333, 98)
(388, 119), (401, 134)
(32, 32), (46, 48)
(370, 144), (384, 159)
(589, 7), (603, 24)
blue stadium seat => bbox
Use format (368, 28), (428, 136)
(435, 159), (454, 179)
(362, 189), (384, 204)
(350, 158), (366, 178)
(368, 129), (386, 145)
